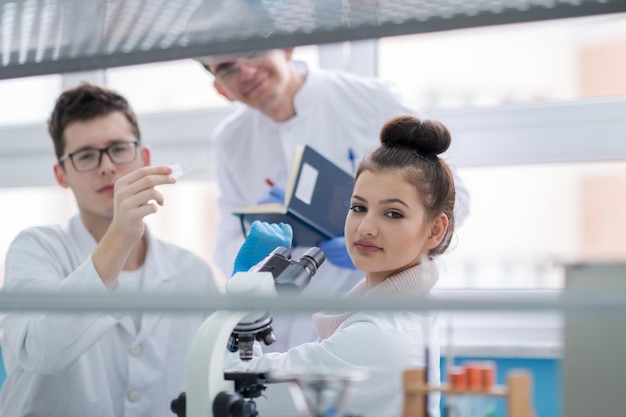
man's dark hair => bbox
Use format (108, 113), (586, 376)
(48, 82), (140, 161)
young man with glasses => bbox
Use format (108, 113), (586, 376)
(198, 48), (471, 353)
(0, 82), (220, 417)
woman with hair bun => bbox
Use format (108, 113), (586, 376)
(354, 114), (455, 259)
(226, 115), (455, 417)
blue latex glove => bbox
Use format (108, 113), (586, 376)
(233, 221), (293, 275)
(257, 186), (285, 205)
(317, 236), (357, 270)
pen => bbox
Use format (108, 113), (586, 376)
(265, 178), (275, 188)
(347, 147), (356, 174)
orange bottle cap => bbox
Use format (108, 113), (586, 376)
(464, 362), (482, 391)
(448, 366), (467, 390)
(480, 361), (496, 390)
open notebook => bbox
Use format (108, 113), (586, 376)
(233, 145), (354, 247)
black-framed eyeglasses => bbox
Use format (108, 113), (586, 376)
(59, 141), (140, 173)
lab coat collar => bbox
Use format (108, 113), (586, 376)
(68, 215), (98, 262)
(291, 61), (316, 119)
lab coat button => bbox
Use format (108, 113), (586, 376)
(129, 345), (141, 356)
(128, 390), (140, 402)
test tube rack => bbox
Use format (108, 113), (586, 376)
(401, 368), (536, 417)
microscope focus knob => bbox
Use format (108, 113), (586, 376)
(213, 391), (258, 417)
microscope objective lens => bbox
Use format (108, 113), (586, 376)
(238, 334), (255, 361)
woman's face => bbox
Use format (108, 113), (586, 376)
(344, 169), (446, 285)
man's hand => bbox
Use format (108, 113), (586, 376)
(257, 186), (285, 205)
(94, 166), (175, 288)
(109, 166), (176, 243)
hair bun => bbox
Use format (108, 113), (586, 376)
(380, 115), (451, 157)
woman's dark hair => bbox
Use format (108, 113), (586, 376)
(48, 82), (141, 161)
(356, 115), (455, 256)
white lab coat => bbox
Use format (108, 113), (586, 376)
(0, 215), (219, 417)
(213, 61), (470, 353)
(224, 263), (441, 417)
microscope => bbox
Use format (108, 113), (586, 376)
(171, 246), (325, 417)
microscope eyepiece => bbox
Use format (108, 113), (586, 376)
(295, 247), (325, 275)
(253, 246), (325, 294)
(274, 247), (325, 293)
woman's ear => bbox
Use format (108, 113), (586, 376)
(426, 213), (449, 250)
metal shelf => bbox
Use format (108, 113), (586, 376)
(1, 0), (625, 80)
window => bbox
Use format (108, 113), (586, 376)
(105, 59), (229, 113)
(0, 75), (61, 125)
(0, 186), (75, 286)
(440, 161), (626, 289)
(378, 14), (626, 111)
(104, 46), (319, 114)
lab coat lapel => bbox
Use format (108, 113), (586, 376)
(70, 217), (140, 335)
(68, 215), (99, 266)
(135, 232), (177, 344)
(118, 315), (137, 335)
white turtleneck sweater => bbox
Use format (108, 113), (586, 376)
(224, 262), (441, 417)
